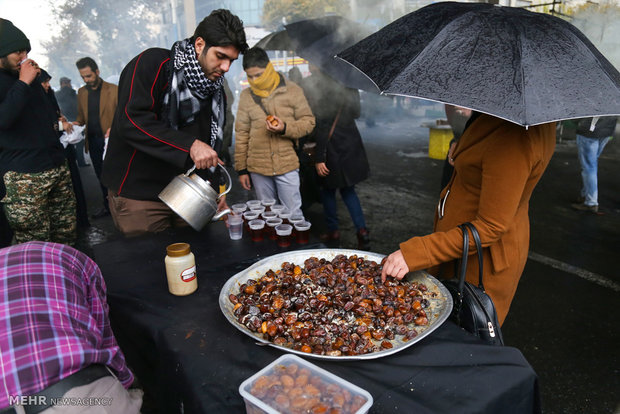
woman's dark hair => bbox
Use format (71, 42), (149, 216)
(193, 9), (248, 53)
(75, 57), (98, 72)
(243, 47), (270, 70)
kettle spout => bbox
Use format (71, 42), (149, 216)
(212, 208), (231, 221)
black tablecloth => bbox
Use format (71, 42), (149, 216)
(94, 222), (540, 414)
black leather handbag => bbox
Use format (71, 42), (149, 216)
(443, 223), (504, 346)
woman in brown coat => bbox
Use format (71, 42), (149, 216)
(381, 113), (556, 325)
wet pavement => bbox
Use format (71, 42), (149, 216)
(77, 100), (619, 414)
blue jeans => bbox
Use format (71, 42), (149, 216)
(576, 134), (610, 206)
(321, 186), (366, 232)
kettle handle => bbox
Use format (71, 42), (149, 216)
(217, 164), (233, 197)
(184, 164), (232, 197)
(184, 165), (196, 176)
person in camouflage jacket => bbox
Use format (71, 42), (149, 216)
(0, 19), (76, 245)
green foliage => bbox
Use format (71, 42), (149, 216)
(43, 0), (166, 81)
(262, 0), (350, 30)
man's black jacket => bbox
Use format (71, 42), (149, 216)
(0, 70), (65, 173)
(103, 47), (218, 201)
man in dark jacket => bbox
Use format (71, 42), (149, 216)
(0, 19), (76, 245)
(571, 116), (617, 213)
(102, 9), (247, 237)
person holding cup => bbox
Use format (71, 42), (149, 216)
(0, 19), (77, 245)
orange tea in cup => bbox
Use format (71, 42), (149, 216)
(275, 224), (293, 247)
(265, 218), (283, 240)
(294, 221), (311, 244)
(248, 219), (265, 242)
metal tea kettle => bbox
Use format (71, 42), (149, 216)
(158, 164), (232, 231)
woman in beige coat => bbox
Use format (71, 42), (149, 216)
(234, 48), (315, 214)
(381, 113), (556, 325)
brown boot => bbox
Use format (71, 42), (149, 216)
(357, 228), (370, 250)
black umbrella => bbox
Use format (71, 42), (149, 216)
(336, 2), (620, 126)
(254, 30), (291, 51)
(255, 16), (376, 90)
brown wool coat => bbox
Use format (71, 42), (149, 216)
(76, 80), (118, 152)
(234, 79), (315, 176)
(400, 114), (556, 325)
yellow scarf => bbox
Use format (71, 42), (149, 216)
(248, 62), (280, 98)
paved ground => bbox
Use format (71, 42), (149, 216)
(77, 99), (619, 414)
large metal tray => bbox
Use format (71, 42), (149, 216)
(219, 249), (453, 360)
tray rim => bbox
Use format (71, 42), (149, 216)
(219, 248), (453, 361)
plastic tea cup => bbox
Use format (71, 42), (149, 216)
(270, 204), (286, 215)
(275, 224), (293, 247)
(261, 198), (276, 205)
(289, 214), (304, 235)
(278, 209), (292, 224)
(249, 205), (266, 215)
(227, 214), (243, 240)
(289, 214), (304, 226)
(265, 218), (283, 240)
(231, 203), (248, 214)
(294, 221), (311, 244)
(248, 219), (265, 242)
(261, 211), (277, 220)
(261, 198), (277, 211)
(243, 211), (259, 232)
(246, 199), (261, 208)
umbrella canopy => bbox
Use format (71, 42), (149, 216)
(254, 30), (292, 51)
(336, 2), (620, 126)
(255, 16), (376, 90)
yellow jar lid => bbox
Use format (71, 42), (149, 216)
(166, 242), (190, 257)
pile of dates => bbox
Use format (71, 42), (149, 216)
(229, 254), (434, 356)
(248, 362), (368, 414)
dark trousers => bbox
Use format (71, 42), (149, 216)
(89, 135), (109, 211)
(65, 146), (90, 228)
(73, 141), (88, 166)
(321, 185), (366, 232)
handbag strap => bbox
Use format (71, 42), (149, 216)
(462, 222), (484, 290)
(327, 106), (343, 141)
(455, 222), (485, 295)
(250, 91), (270, 116)
(456, 224), (469, 297)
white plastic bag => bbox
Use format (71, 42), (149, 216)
(59, 125), (86, 148)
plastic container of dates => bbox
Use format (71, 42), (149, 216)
(239, 353), (373, 414)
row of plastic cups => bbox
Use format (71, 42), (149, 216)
(240, 209), (304, 226)
(232, 199), (286, 215)
(248, 219), (311, 246)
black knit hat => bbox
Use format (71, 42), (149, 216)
(0, 18), (31, 57)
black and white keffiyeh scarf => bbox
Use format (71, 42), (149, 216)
(164, 38), (225, 151)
